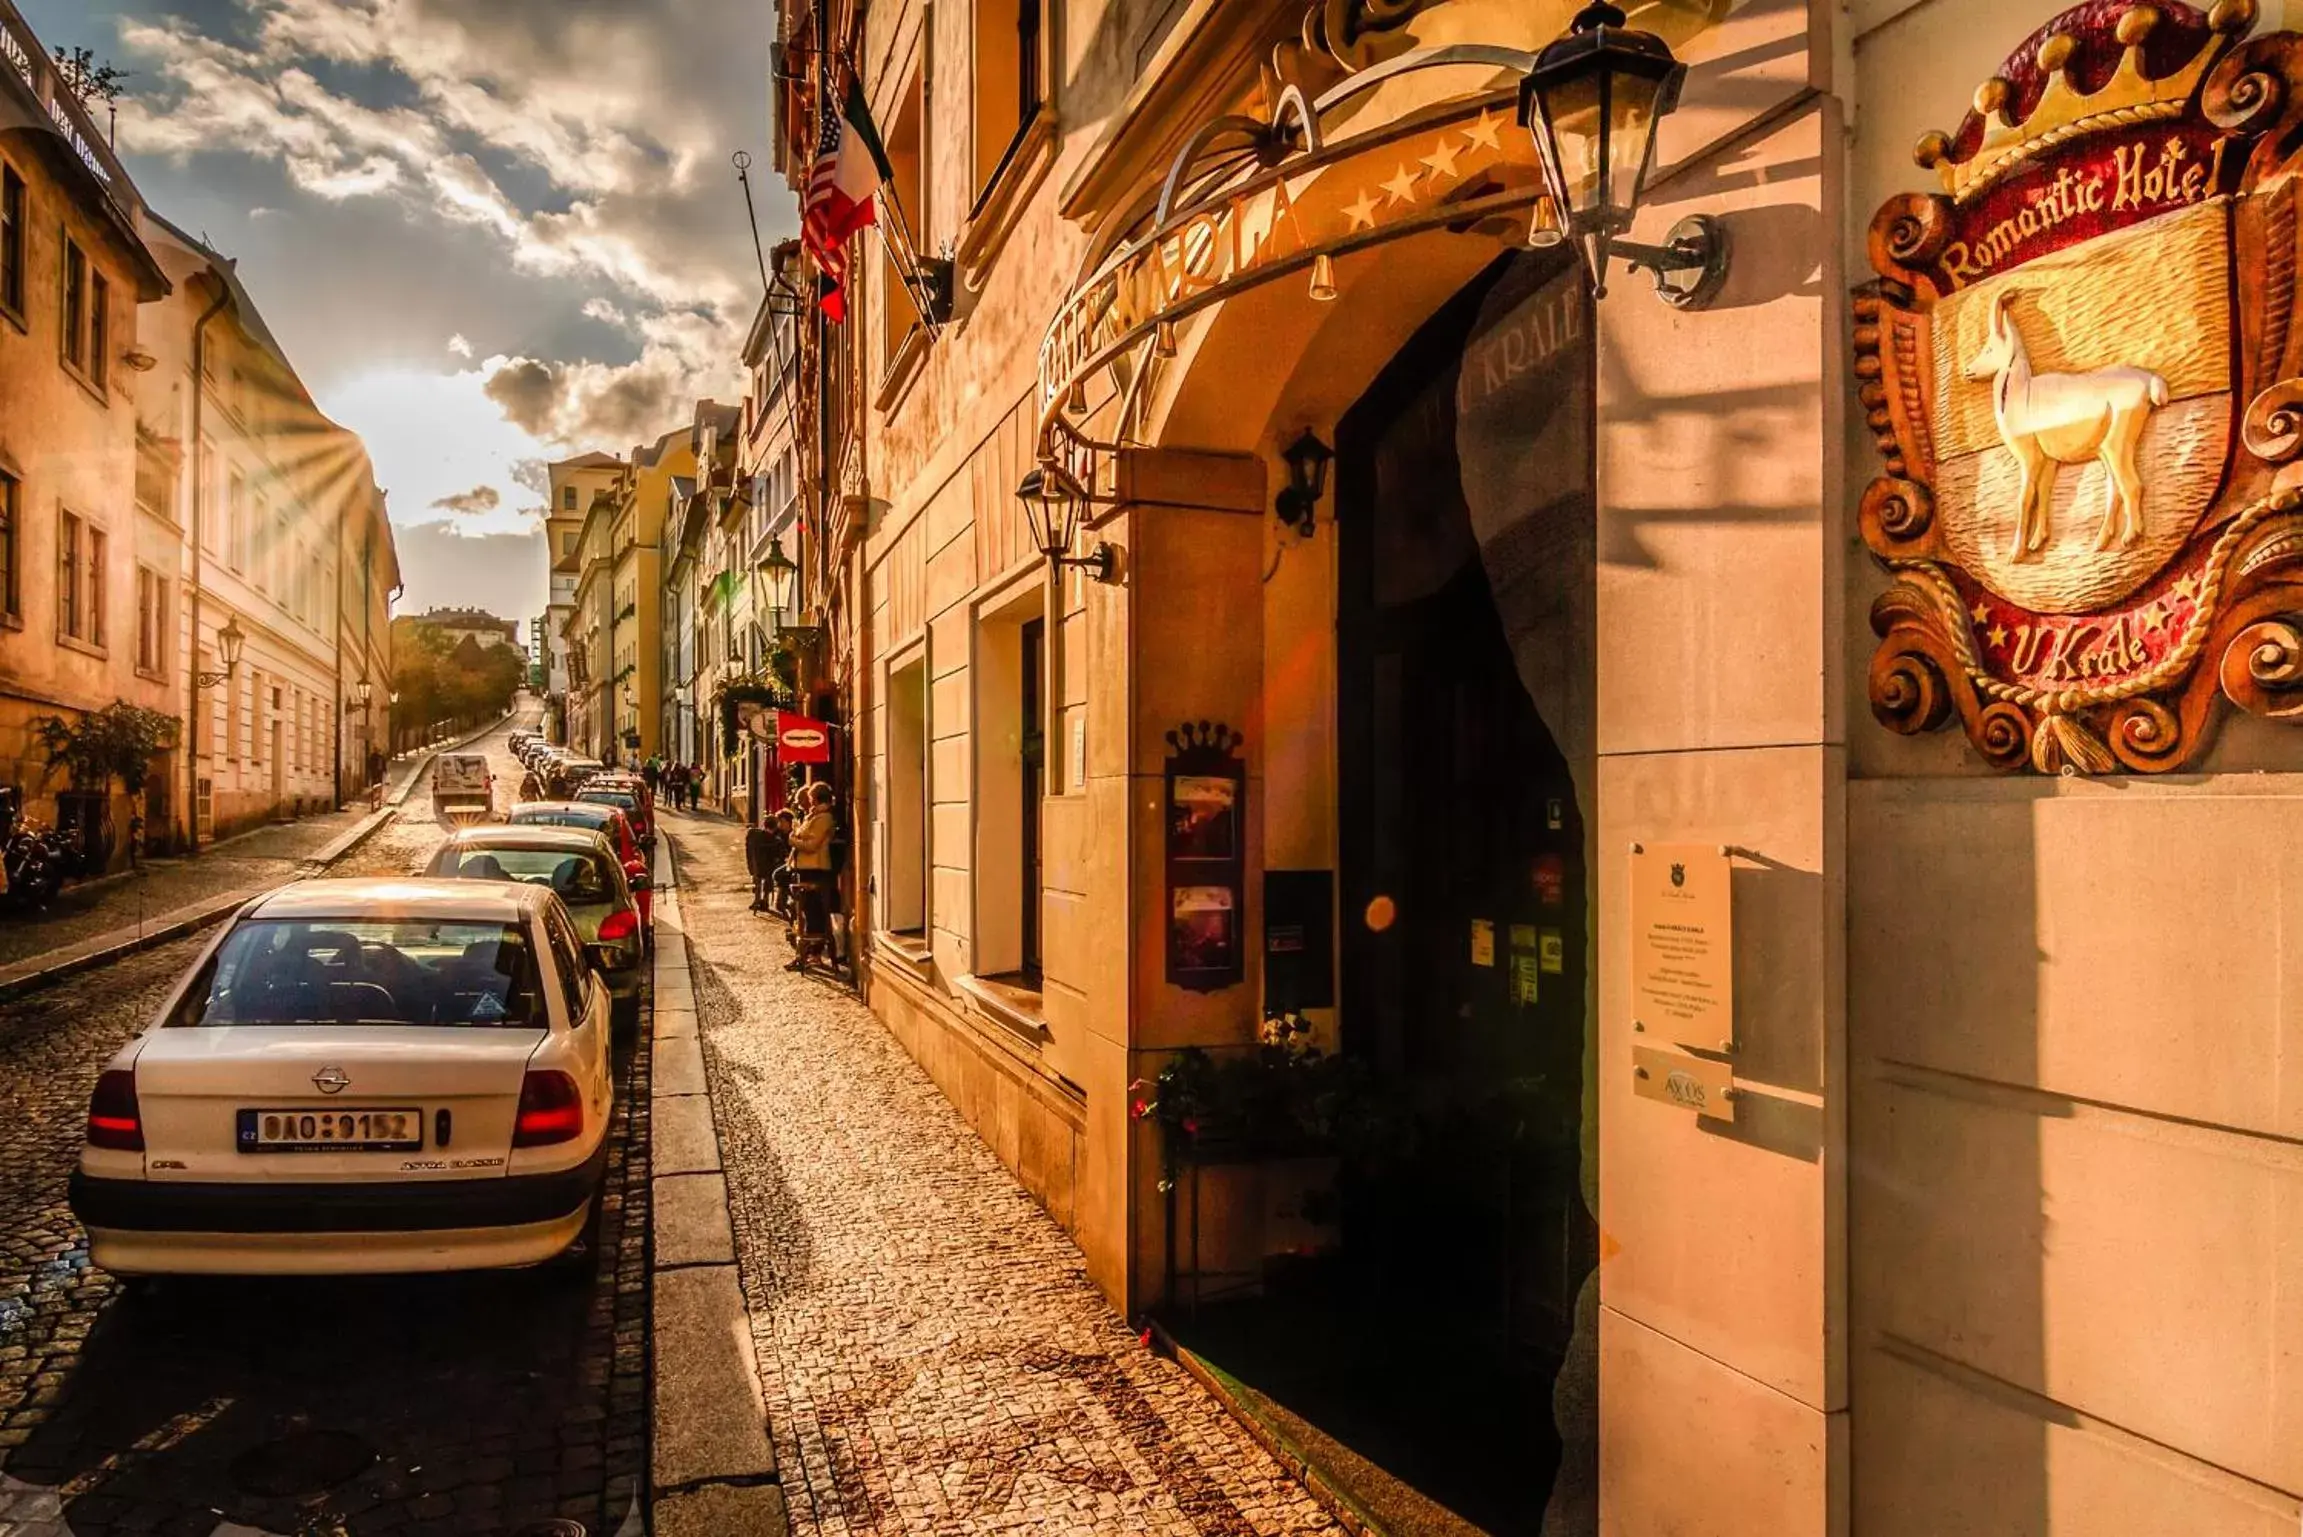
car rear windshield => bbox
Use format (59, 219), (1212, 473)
(511, 807), (611, 831)
(578, 790), (638, 812)
(436, 846), (614, 903)
(167, 919), (545, 1029)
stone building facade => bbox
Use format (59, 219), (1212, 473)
(772, 0), (2303, 1531)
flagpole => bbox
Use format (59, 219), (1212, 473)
(873, 193), (942, 333)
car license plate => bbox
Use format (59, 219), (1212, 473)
(237, 1108), (423, 1152)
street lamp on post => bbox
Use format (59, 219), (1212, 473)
(1015, 468), (1118, 583)
(1519, 0), (1727, 308)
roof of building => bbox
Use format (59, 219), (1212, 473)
(554, 451), (624, 470)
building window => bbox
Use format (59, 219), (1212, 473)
(136, 564), (167, 675)
(228, 474), (247, 572)
(561, 485), (576, 510)
(58, 510), (104, 647)
(881, 70), (927, 370)
(0, 163), (23, 319)
(972, 592), (1047, 982)
(61, 239), (87, 372)
(0, 470), (17, 622)
(884, 654), (929, 936)
(973, 0), (1042, 197)
(89, 271), (109, 390)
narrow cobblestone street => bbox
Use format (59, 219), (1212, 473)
(663, 811), (1335, 1537)
(0, 710), (650, 1537)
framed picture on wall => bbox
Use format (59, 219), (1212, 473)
(1164, 721), (1247, 992)
(1170, 774), (1237, 860)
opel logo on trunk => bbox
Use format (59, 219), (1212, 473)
(312, 1066), (351, 1095)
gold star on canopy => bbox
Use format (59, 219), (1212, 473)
(1381, 163), (1421, 206)
(1420, 139), (1463, 182)
(1341, 188), (1382, 231)
(1970, 600), (1990, 624)
(2172, 572), (2200, 602)
(1463, 108), (1505, 152)
(1987, 623), (2009, 648)
(2142, 600), (2170, 632)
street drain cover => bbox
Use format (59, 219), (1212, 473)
(227, 1429), (376, 1499)
(510, 1522), (588, 1537)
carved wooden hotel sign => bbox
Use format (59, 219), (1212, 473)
(1858, 0), (2303, 773)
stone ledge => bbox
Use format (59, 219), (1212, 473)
(653, 1093), (722, 1176)
(655, 1478), (788, 1536)
(654, 1034), (708, 1098)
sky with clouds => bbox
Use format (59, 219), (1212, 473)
(20, 0), (788, 621)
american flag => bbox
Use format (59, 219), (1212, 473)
(800, 79), (887, 323)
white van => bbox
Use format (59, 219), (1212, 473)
(431, 753), (495, 823)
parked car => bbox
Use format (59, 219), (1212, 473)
(423, 826), (644, 1033)
(66, 879), (615, 1277)
(575, 784), (652, 848)
(505, 802), (652, 933)
(431, 752), (495, 823)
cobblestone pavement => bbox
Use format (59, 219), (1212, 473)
(0, 713), (652, 1537)
(665, 811), (1335, 1537)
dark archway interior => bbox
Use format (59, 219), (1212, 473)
(1163, 249), (1599, 1537)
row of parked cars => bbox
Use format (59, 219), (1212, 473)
(65, 731), (670, 1283)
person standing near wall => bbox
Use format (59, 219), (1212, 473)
(787, 783), (838, 972)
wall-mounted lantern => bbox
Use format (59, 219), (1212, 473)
(1016, 467), (1119, 584)
(197, 615), (245, 688)
(1520, 1), (1728, 308)
(1275, 430), (1333, 539)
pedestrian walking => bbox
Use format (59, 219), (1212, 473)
(666, 762), (688, 813)
(642, 757), (663, 798)
(746, 810), (792, 913)
(787, 783), (839, 972)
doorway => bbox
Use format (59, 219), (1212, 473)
(1167, 249), (1599, 1536)
(1019, 615), (1046, 985)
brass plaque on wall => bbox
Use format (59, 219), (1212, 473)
(1629, 843), (1732, 1046)
(1632, 1045), (1735, 1123)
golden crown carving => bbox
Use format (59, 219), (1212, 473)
(1916, 0), (2257, 202)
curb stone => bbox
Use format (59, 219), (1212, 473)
(646, 831), (787, 1534)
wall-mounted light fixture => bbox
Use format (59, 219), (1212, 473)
(347, 676), (373, 713)
(1275, 430), (1334, 539)
(1520, 1), (1728, 308)
(196, 615), (245, 688)
(1016, 467), (1119, 583)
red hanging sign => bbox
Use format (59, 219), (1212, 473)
(775, 712), (832, 763)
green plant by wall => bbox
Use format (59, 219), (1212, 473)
(30, 702), (181, 796)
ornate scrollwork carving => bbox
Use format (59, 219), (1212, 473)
(2205, 31), (2295, 138)
(1868, 193), (1954, 281)
(1861, 476), (1934, 552)
(2219, 616), (2303, 719)
(1974, 702), (2034, 770)
(2105, 697), (2187, 771)
(1870, 646), (1951, 735)
(2243, 379), (2303, 462)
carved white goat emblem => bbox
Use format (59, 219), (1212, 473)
(1963, 291), (2168, 560)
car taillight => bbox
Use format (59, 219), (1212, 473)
(86, 1069), (144, 1151)
(598, 909), (638, 944)
(513, 1070), (584, 1147)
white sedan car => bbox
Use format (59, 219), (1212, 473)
(68, 879), (617, 1277)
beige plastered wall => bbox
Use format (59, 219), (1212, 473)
(1844, 1), (2303, 1533)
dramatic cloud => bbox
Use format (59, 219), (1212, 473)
(508, 458), (550, 496)
(28, 0), (779, 609)
(429, 484), (502, 517)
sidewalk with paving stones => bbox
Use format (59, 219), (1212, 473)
(661, 808), (1336, 1537)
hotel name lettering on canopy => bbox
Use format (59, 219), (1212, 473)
(1038, 100), (1549, 438)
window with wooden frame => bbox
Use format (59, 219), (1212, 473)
(228, 473), (247, 572)
(0, 470), (18, 624)
(880, 68), (927, 372)
(883, 653), (930, 937)
(61, 238), (87, 374)
(972, 0), (1042, 200)
(136, 563), (167, 677)
(57, 509), (105, 648)
(0, 162), (24, 321)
